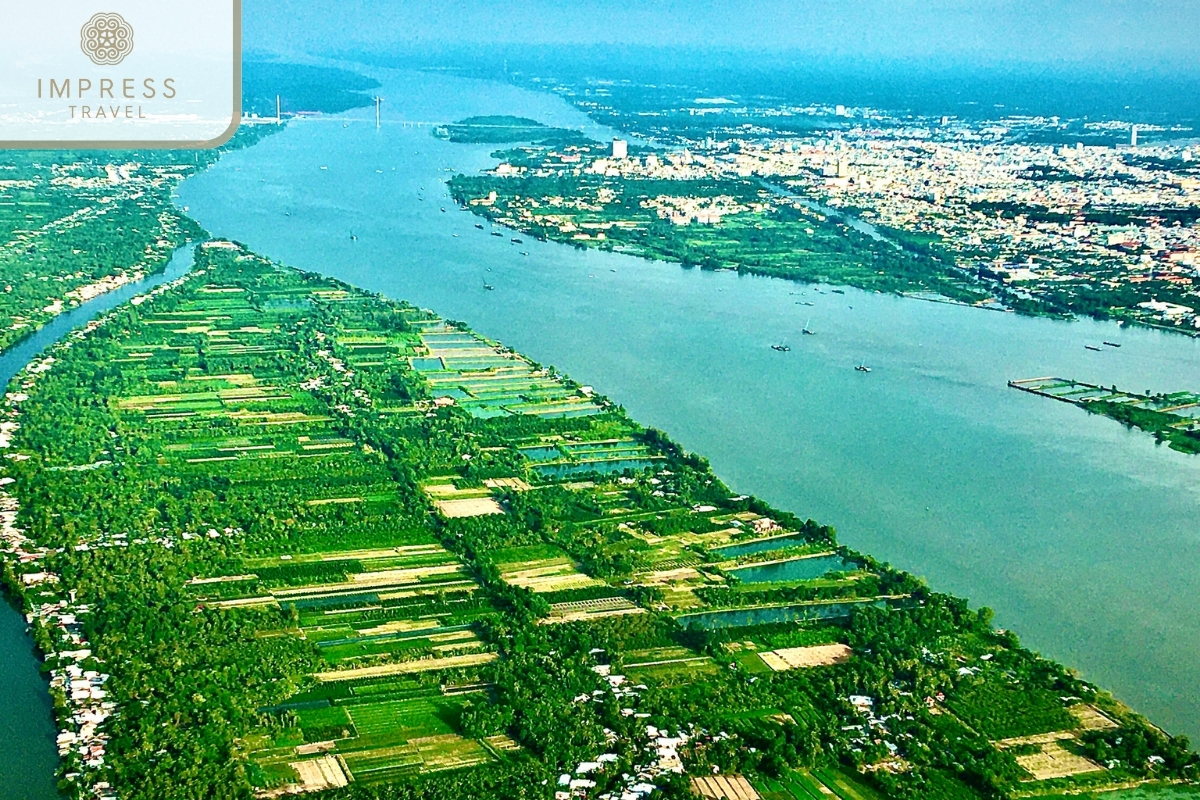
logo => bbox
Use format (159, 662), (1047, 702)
(80, 12), (134, 66)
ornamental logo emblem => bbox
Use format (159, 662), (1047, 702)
(80, 13), (134, 66)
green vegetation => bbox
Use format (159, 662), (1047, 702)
(0, 128), (274, 353)
(435, 115), (588, 146)
(242, 61), (381, 118)
(0, 242), (1194, 800)
(945, 675), (1077, 740)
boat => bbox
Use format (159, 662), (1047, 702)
(349, 231), (357, 241)
(1085, 345), (1102, 352)
(771, 344), (791, 352)
(484, 283), (495, 291)
(475, 223), (484, 229)
(832, 288), (845, 295)
(797, 301), (815, 307)
(855, 360), (872, 373)
(802, 318), (815, 335)
(511, 238), (524, 244)
(441, 207), (446, 212)
(520, 251), (529, 256)
(1103, 341), (1121, 348)
(491, 231), (503, 237)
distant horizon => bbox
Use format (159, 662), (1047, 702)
(246, 0), (1200, 76)
(242, 43), (1200, 126)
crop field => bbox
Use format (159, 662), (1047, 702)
(254, 687), (492, 786)
(493, 544), (604, 593)
(692, 774), (762, 800)
(415, 324), (605, 419)
(995, 732), (1106, 781)
(759, 644), (853, 671)
(545, 595), (645, 623)
(620, 645), (720, 683)
(755, 768), (888, 800)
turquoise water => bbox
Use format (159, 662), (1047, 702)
(175, 65), (1200, 742)
(519, 446), (562, 462)
(410, 356), (445, 371)
(729, 555), (855, 584)
(678, 600), (881, 629)
(532, 458), (659, 479)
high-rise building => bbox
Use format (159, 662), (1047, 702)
(1130, 125), (1139, 148)
(611, 138), (629, 159)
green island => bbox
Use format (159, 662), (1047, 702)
(0, 237), (1194, 800)
(446, 140), (988, 303)
(446, 138), (989, 305)
(1010, 378), (1200, 455)
(434, 116), (588, 146)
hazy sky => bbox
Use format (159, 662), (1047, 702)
(247, 0), (1200, 71)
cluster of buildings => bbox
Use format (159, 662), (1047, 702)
(555, 663), (690, 800)
(483, 106), (1200, 329)
(670, 118), (1200, 327)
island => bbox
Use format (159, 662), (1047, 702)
(0, 239), (1194, 800)
(434, 115), (587, 146)
(446, 82), (1200, 333)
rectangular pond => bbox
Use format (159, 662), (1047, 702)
(676, 599), (884, 630)
(728, 554), (857, 584)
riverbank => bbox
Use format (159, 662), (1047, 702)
(0, 243), (200, 799)
(176, 64), (1200, 743)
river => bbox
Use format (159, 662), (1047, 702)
(4, 63), (1200, 793)
(178, 66), (1200, 740)
(0, 245), (198, 799)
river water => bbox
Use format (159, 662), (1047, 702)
(178, 66), (1200, 740)
(0, 245), (197, 799)
(4, 65), (1200, 793)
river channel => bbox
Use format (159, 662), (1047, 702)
(4, 63), (1200, 794)
(0, 246), (198, 798)
(178, 67), (1200, 741)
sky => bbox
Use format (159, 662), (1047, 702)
(246, 0), (1200, 72)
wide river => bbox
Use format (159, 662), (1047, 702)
(3, 65), (1200, 795)
(177, 67), (1200, 739)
